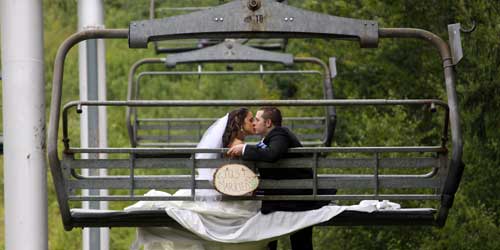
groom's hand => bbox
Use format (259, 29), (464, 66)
(227, 144), (244, 157)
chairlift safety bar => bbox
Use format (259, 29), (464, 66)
(64, 99), (449, 152)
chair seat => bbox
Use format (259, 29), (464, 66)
(70, 207), (436, 228)
(320, 208), (436, 226)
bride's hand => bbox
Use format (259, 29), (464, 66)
(227, 144), (244, 157)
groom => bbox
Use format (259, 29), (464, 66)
(228, 106), (328, 250)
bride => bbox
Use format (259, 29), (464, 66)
(128, 108), (399, 250)
(170, 108), (262, 218)
(129, 108), (273, 250)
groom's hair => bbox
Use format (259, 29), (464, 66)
(259, 106), (282, 127)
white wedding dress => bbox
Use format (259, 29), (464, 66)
(127, 114), (403, 250)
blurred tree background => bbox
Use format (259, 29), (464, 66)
(1, 0), (499, 249)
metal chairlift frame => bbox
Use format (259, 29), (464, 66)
(149, 0), (288, 53)
(48, 0), (464, 231)
(125, 41), (337, 148)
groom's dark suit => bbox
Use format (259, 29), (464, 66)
(242, 126), (331, 250)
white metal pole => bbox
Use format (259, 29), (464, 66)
(1, 0), (47, 250)
(78, 1), (109, 250)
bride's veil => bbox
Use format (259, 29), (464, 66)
(195, 113), (228, 181)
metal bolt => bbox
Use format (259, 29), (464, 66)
(284, 17), (289, 21)
(289, 17), (294, 21)
(430, 103), (437, 113)
(214, 17), (219, 22)
(248, 0), (261, 11)
(220, 17), (224, 22)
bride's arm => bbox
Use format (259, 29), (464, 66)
(229, 138), (244, 147)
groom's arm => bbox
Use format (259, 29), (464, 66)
(242, 134), (289, 162)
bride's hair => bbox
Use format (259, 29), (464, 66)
(222, 108), (249, 147)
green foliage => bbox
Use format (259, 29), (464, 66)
(420, 195), (500, 250)
(1, 0), (498, 249)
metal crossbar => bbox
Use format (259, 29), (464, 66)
(135, 116), (325, 146)
(62, 99), (450, 153)
(62, 148), (446, 201)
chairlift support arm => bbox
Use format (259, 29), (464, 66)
(378, 28), (463, 226)
(48, 29), (128, 230)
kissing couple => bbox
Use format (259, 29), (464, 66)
(200, 106), (330, 250)
(130, 106), (331, 250)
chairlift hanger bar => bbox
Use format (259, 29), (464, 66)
(129, 0), (379, 48)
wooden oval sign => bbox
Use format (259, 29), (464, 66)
(213, 164), (259, 196)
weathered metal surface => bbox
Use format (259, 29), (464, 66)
(63, 149), (443, 205)
(65, 145), (446, 154)
(165, 40), (294, 67)
(136, 69), (321, 76)
(67, 175), (441, 190)
(67, 208), (437, 228)
(68, 194), (441, 202)
(448, 23), (463, 65)
(329, 57), (337, 79)
(129, 0), (378, 48)
(149, 0), (288, 53)
(64, 156), (439, 170)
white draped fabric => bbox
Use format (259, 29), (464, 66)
(195, 114), (228, 181)
(127, 190), (402, 250)
(128, 114), (403, 250)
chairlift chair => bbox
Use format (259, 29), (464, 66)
(126, 41), (337, 150)
(48, 0), (465, 231)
